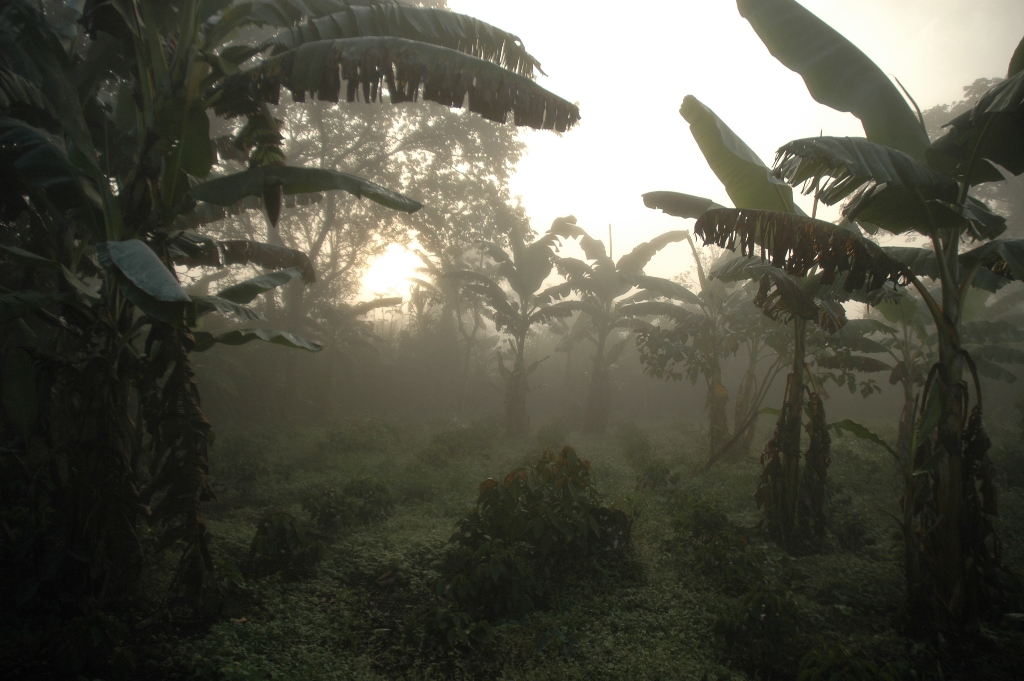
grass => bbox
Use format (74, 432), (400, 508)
(102, 416), (1024, 680)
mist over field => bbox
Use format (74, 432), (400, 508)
(3, 1), (1024, 680)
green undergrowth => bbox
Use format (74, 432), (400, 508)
(32, 417), (1024, 681)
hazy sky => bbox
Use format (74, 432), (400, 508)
(360, 0), (1024, 297)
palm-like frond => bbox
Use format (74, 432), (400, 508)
(213, 37), (579, 131)
(773, 137), (977, 235)
(269, 3), (542, 77)
(693, 208), (910, 293)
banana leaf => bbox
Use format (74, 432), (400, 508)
(213, 37), (579, 132)
(192, 327), (323, 352)
(693, 207), (910, 293)
(269, 3), (542, 77)
(97, 240), (191, 325)
(190, 165), (422, 221)
(680, 95), (799, 212)
(212, 267), (305, 304)
(737, 0), (929, 160)
(642, 191), (723, 219)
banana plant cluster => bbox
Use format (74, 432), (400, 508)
(652, 0), (1024, 631)
(548, 222), (696, 434)
(0, 0), (577, 609)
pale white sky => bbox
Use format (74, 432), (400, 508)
(360, 0), (1024, 298)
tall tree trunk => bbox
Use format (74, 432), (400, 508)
(583, 331), (609, 434)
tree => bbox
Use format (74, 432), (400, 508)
(0, 0), (578, 609)
(455, 219), (580, 435)
(688, 0), (1024, 631)
(553, 225), (695, 434)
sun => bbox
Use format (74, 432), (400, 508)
(358, 243), (423, 301)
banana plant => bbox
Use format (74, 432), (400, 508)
(453, 219), (583, 435)
(546, 314), (595, 427)
(684, 0), (1024, 631)
(0, 0), (577, 609)
(551, 224), (696, 434)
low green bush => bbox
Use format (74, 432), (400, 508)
(301, 478), (395, 532)
(416, 417), (499, 467)
(414, 447), (631, 644)
(673, 495), (766, 595)
(615, 420), (655, 465)
(246, 511), (322, 578)
(797, 644), (903, 681)
(714, 581), (799, 670)
(318, 417), (401, 455)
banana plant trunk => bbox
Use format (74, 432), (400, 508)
(707, 362), (730, 464)
(903, 235), (1001, 631)
(583, 330), (609, 434)
(756, 317), (806, 549)
(732, 351), (759, 460)
(505, 322), (530, 436)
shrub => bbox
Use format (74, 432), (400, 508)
(246, 511), (322, 577)
(714, 581), (799, 670)
(211, 433), (271, 496)
(798, 644), (903, 681)
(833, 509), (875, 553)
(615, 420), (655, 465)
(673, 495), (765, 595)
(416, 418), (498, 467)
(636, 459), (672, 491)
(318, 417), (401, 455)
(416, 447), (631, 642)
(301, 478), (395, 532)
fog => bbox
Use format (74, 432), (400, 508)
(4, 1), (1024, 679)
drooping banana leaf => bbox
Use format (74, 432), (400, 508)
(772, 136), (993, 236)
(642, 191), (724, 219)
(753, 269), (845, 332)
(736, 0), (929, 160)
(958, 238), (1024, 287)
(213, 37), (580, 132)
(269, 3), (542, 77)
(693, 207), (910, 293)
(680, 95), (800, 213)
(172, 238), (317, 283)
(97, 240), (192, 324)
(192, 295), (266, 322)
(212, 267), (305, 304)
(190, 165), (422, 223)
(192, 327), (323, 352)
(928, 70), (1024, 184)
(885, 245), (1009, 293)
